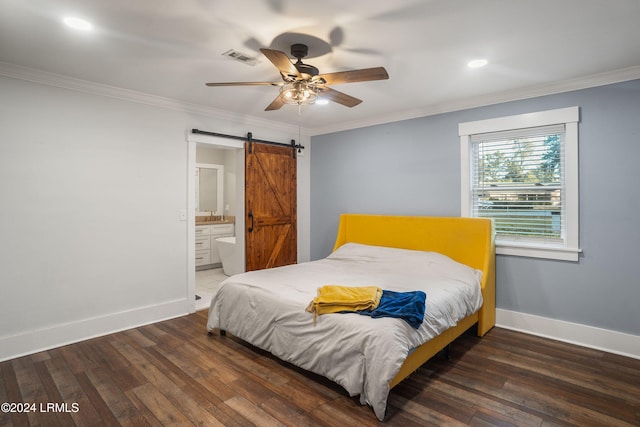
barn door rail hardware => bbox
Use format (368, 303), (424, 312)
(191, 129), (304, 155)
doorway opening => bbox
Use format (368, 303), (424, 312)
(187, 133), (245, 313)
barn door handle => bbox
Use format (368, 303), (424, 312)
(248, 211), (254, 233)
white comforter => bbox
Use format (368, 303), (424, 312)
(207, 243), (483, 420)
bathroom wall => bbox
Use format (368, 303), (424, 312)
(196, 144), (238, 217)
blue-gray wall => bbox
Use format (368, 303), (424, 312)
(310, 79), (640, 336)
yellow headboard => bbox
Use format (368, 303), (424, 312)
(333, 214), (496, 335)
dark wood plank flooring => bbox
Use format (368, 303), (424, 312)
(1, 310), (639, 426)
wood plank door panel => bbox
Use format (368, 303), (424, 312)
(245, 142), (297, 271)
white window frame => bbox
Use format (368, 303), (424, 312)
(459, 106), (581, 261)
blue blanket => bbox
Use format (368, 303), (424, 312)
(358, 290), (426, 329)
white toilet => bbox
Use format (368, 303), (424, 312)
(216, 236), (239, 276)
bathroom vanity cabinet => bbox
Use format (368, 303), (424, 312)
(195, 223), (234, 268)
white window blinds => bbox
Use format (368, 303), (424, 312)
(470, 124), (566, 243)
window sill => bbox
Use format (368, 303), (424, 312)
(496, 241), (581, 261)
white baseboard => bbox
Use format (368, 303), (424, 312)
(4, 304), (637, 362)
(496, 308), (640, 360)
(0, 299), (190, 362)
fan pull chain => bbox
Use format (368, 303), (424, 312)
(298, 103), (302, 151)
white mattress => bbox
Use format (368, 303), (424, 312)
(207, 243), (483, 420)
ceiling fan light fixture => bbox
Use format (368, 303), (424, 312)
(280, 82), (318, 105)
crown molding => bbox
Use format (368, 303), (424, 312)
(308, 65), (640, 136)
(3, 61), (639, 138)
(0, 61), (299, 135)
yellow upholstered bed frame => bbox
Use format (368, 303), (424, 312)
(333, 214), (496, 388)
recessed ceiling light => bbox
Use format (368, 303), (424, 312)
(63, 16), (93, 31)
(316, 99), (329, 105)
(467, 59), (488, 68)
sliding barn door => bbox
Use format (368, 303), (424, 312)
(245, 141), (297, 271)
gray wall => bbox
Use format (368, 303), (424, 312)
(310, 79), (640, 336)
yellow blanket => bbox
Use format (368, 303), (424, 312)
(306, 285), (383, 318)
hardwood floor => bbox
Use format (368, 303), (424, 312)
(2, 311), (639, 426)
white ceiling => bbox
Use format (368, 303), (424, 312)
(1, 0), (640, 134)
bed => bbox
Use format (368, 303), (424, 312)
(207, 214), (495, 420)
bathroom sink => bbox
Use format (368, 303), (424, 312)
(195, 216), (234, 225)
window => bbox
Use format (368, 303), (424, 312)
(459, 107), (580, 261)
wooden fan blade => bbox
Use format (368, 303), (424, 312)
(319, 87), (362, 107)
(260, 48), (301, 79)
(265, 93), (287, 111)
(317, 67), (389, 85)
(206, 81), (280, 87)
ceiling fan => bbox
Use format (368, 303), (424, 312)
(206, 43), (389, 111)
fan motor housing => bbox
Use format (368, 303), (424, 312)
(295, 63), (319, 77)
(291, 43), (319, 76)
